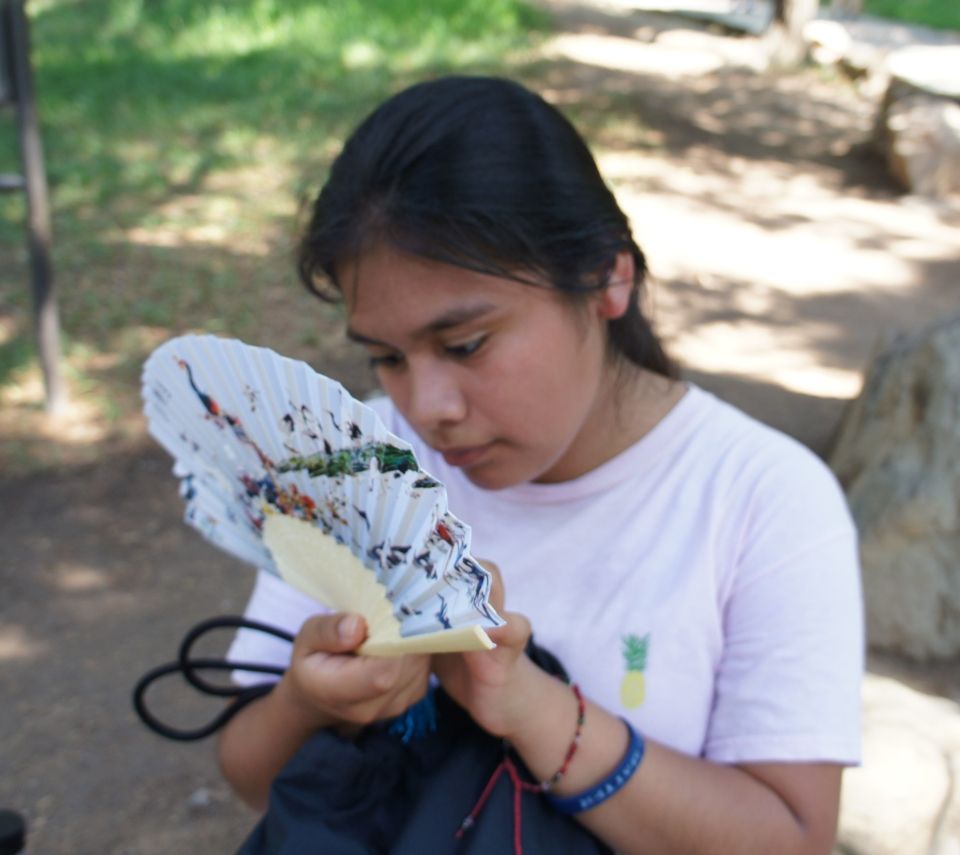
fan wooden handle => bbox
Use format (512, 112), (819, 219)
(360, 624), (495, 656)
(263, 514), (498, 657)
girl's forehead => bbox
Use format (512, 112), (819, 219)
(341, 246), (569, 341)
(346, 298), (501, 346)
(342, 245), (525, 311)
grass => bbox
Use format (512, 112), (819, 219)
(26, 0), (544, 213)
(861, 0), (960, 31)
(0, 0), (547, 473)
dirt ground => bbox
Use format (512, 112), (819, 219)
(2, 4), (959, 854)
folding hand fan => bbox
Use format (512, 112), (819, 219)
(142, 333), (504, 655)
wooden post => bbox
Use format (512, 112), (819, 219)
(3, 0), (64, 414)
(766, 0), (819, 68)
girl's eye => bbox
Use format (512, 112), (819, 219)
(446, 336), (487, 359)
(368, 352), (404, 370)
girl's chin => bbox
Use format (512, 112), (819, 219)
(458, 458), (523, 491)
(467, 477), (523, 492)
(459, 454), (545, 491)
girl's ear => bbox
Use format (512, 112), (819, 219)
(595, 251), (635, 320)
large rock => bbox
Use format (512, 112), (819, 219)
(830, 316), (960, 661)
(874, 47), (960, 202)
(836, 672), (960, 855)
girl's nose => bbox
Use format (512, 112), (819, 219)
(405, 360), (467, 429)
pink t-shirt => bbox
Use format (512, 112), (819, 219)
(228, 384), (863, 764)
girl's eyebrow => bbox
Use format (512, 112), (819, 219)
(345, 328), (384, 346)
(347, 301), (498, 345)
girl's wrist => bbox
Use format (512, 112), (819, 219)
(499, 660), (573, 747)
(273, 673), (338, 735)
(503, 669), (631, 799)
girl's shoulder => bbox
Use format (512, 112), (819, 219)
(621, 382), (845, 503)
(680, 385), (855, 540)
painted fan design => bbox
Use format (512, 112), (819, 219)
(142, 333), (503, 655)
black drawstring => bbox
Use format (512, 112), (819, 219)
(132, 616), (294, 741)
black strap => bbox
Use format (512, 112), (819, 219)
(132, 616), (295, 742)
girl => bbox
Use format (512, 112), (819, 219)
(219, 76), (863, 854)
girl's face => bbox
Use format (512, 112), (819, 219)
(340, 243), (631, 490)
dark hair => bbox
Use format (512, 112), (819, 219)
(298, 76), (676, 378)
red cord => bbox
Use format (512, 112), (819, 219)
(456, 760), (504, 839)
(456, 755), (540, 855)
(455, 682), (586, 854)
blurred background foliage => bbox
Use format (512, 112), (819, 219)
(860, 0), (960, 31)
(0, 0), (546, 471)
(21, 0), (546, 215)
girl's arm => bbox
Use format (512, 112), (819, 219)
(435, 613), (841, 855)
(507, 657), (839, 855)
(218, 612), (430, 812)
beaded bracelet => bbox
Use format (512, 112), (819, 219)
(545, 718), (645, 815)
(539, 682), (585, 792)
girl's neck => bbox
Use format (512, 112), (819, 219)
(534, 366), (686, 484)
(614, 366), (688, 446)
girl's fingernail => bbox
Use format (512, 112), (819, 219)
(338, 615), (359, 642)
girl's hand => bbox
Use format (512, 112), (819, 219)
(432, 561), (539, 738)
(277, 612), (431, 733)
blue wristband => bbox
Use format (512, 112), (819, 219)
(545, 718), (645, 815)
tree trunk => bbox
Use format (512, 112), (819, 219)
(765, 0), (819, 68)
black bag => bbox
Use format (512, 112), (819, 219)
(132, 621), (610, 855)
(237, 644), (612, 855)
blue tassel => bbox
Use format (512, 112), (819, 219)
(387, 686), (438, 744)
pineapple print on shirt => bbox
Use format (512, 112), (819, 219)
(620, 633), (649, 708)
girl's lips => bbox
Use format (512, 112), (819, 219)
(440, 442), (493, 468)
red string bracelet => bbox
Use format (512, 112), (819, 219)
(455, 682), (586, 854)
(539, 682), (585, 792)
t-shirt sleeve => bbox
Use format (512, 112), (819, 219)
(226, 569), (329, 686)
(703, 444), (864, 765)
